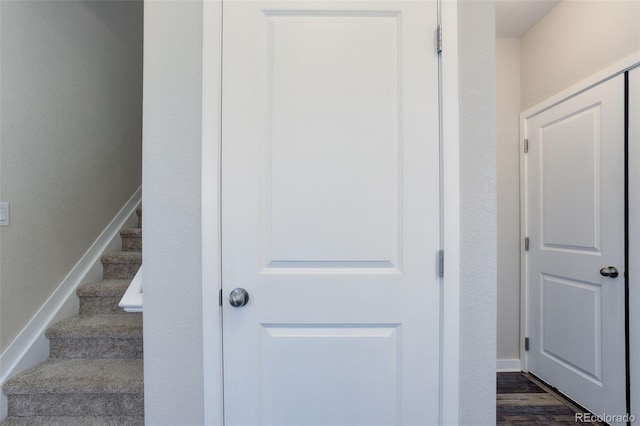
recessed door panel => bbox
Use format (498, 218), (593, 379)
(266, 12), (401, 269)
(541, 275), (601, 382)
(261, 325), (400, 425)
(540, 106), (600, 252)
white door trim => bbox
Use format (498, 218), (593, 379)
(439, 1), (461, 424)
(202, 1), (224, 425)
(201, 1), (460, 424)
(628, 66), (640, 422)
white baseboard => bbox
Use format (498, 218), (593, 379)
(497, 358), (522, 372)
(0, 187), (141, 420)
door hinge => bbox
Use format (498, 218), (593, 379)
(437, 24), (443, 54)
(438, 249), (444, 278)
(524, 138), (529, 153)
(524, 237), (529, 252)
(524, 337), (530, 351)
(219, 289), (223, 306)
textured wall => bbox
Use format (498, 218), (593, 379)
(458, 1), (497, 424)
(521, 0), (640, 110)
(496, 37), (521, 363)
(0, 1), (143, 352)
(142, 1), (205, 424)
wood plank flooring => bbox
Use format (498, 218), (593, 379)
(497, 372), (604, 425)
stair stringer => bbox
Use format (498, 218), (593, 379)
(0, 187), (142, 421)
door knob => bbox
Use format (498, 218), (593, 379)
(599, 266), (619, 278)
(229, 288), (250, 307)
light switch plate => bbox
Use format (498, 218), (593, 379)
(0, 202), (9, 226)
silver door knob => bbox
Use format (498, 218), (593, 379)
(599, 266), (619, 278)
(229, 288), (250, 307)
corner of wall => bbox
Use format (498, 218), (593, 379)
(458, 0), (497, 424)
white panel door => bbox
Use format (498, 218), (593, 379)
(221, 0), (441, 424)
(525, 75), (626, 420)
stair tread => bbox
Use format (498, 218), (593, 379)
(1, 416), (144, 426)
(77, 280), (131, 298)
(3, 358), (143, 394)
(101, 252), (141, 264)
(46, 314), (142, 339)
(119, 228), (141, 237)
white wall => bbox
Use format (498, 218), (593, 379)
(458, 1), (497, 424)
(0, 1), (143, 353)
(496, 37), (521, 366)
(521, 0), (640, 110)
(143, 1), (497, 423)
(142, 1), (205, 424)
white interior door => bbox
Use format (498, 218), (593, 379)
(221, 0), (441, 424)
(524, 75), (626, 420)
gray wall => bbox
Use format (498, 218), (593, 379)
(496, 37), (521, 363)
(142, 1), (497, 423)
(0, 1), (143, 352)
(458, 1), (497, 424)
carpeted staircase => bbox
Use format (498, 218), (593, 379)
(2, 208), (144, 426)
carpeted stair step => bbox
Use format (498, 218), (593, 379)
(0, 415), (144, 425)
(3, 358), (143, 417)
(120, 228), (142, 252)
(77, 280), (131, 315)
(101, 252), (141, 280)
(46, 314), (143, 358)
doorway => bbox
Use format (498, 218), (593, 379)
(219, 0), (445, 424)
(522, 75), (626, 420)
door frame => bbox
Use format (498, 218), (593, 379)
(201, 1), (461, 424)
(629, 66), (640, 423)
(520, 51), (640, 417)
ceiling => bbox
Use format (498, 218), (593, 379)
(495, 0), (561, 38)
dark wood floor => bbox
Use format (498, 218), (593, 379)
(497, 372), (604, 425)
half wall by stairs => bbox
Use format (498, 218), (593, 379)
(1, 208), (143, 425)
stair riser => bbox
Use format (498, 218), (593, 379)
(121, 237), (142, 252)
(79, 297), (125, 315)
(103, 263), (140, 280)
(49, 338), (143, 359)
(8, 393), (143, 417)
